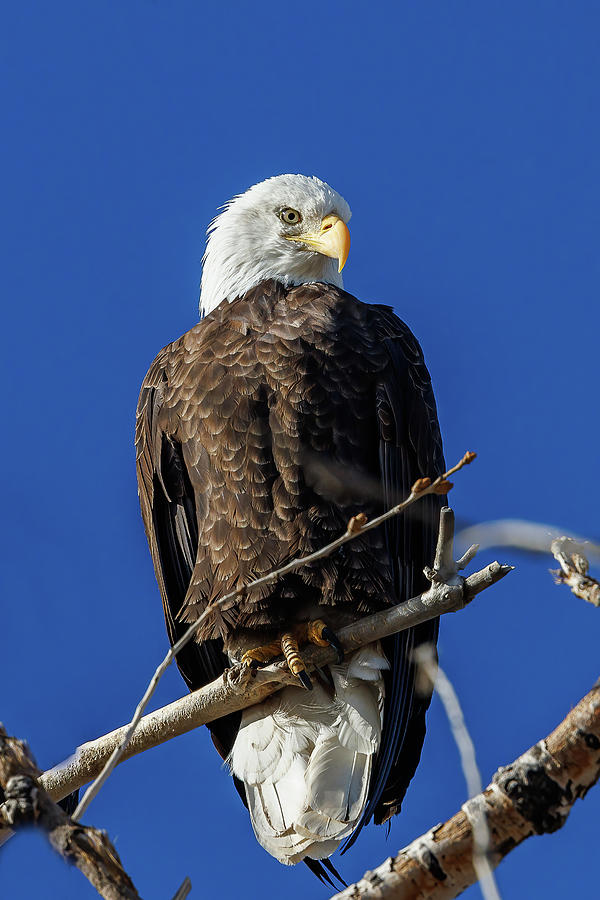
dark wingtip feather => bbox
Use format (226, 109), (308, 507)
(303, 857), (346, 889)
(321, 858), (347, 887)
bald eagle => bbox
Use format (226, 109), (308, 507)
(136, 175), (444, 881)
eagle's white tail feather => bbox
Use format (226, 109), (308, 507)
(230, 643), (388, 864)
(304, 736), (370, 822)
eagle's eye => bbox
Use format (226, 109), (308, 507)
(279, 208), (302, 225)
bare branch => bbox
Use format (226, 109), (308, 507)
(39, 509), (511, 809)
(330, 677), (600, 900)
(551, 536), (600, 606)
(415, 647), (501, 900)
(456, 518), (600, 562)
(171, 877), (192, 900)
(0, 725), (141, 900)
(73, 453), (477, 820)
(416, 519), (501, 899)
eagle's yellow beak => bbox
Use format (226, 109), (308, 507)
(286, 215), (351, 273)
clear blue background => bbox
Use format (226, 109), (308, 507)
(2, 2), (599, 897)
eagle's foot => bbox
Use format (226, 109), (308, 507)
(241, 620), (344, 689)
(241, 629), (315, 690)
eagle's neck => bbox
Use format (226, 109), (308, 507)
(199, 241), (344, 318)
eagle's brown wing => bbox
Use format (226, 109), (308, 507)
(343, 305), (445, 849)
(135, 349), (241, 763)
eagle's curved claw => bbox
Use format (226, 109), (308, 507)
(321, 626), (345, 664)
(297, 670), (313, 691)
(246, 658), (261, 670)
(306, 619), (345, 664)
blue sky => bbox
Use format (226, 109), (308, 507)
(2, 1), (599, 897)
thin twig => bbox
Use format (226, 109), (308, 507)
(171, 877), (192, 900)
(415, 647), (502, 900)
(415, 510), (501, 900)
(72, 451), (476, 820)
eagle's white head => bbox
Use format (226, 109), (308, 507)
(199, 174), (352, 316)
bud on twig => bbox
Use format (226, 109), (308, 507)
(412, 477), (432, 493)
(347, 513), (368, 534)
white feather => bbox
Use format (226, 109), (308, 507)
(229, 641), (387, 865)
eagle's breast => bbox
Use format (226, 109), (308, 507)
(155, 280), (395, 640)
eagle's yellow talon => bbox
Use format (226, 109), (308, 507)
(306, 619), (330, 647)
(281, 631), (305, 676)
(241, 640), (282, 668)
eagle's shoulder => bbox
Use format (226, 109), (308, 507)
(367, 302), (422, 347)
(367, 303), (438, 398)
(282, 286), (432, 379)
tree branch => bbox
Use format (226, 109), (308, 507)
(39, 509), (511, 807)
(329, 675), (600, 900)
(456, 519), (600, 563)
(171, 877), (192, 900)
(414, 647), (501, 900)
(0, 726), (142, 900)
(415, 510), (502, 900)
